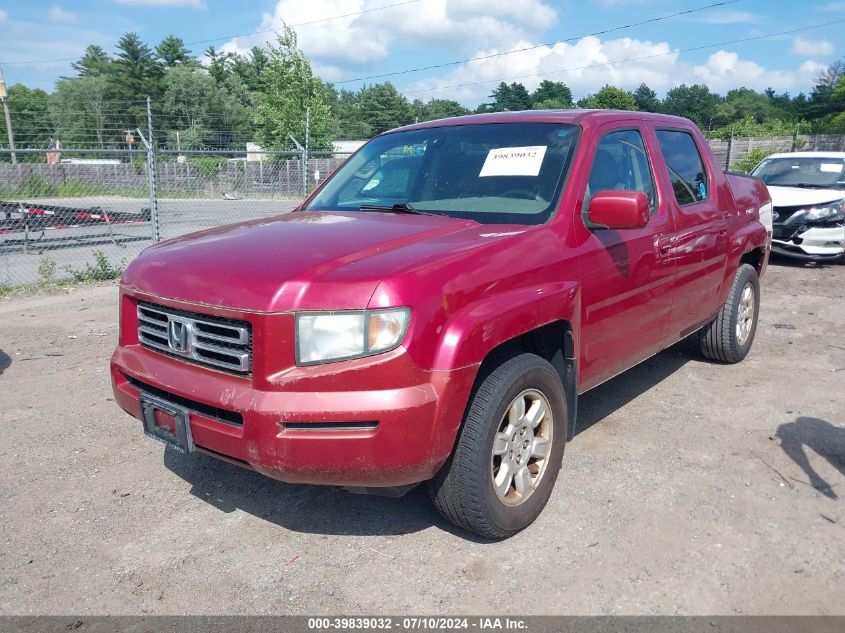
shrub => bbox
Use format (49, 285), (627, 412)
(187, 156), (227, 179)
(64, 251), (126, 283)
(731, 147), (786, 174)
(37, 256), (56, 286)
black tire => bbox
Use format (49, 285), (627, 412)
(699, 263), (760, 363)
(427, 353), (567, 539)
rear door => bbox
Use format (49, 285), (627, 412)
(651, 128), (729, 340)
(576, 122), (676, 391)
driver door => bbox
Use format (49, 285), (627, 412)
(576, 124), (676, 390)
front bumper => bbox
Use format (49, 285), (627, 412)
(111, 294), (478, 488)
(772, 225), (844, 261)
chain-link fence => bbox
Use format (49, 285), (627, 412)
(0, 147), (345, 287)
(3, 129), (845, 289)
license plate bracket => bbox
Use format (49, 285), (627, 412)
(140, 393), (194, 454)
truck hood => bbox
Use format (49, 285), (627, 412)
(122, 210), (487, 312)
(767, 186), (845, 208)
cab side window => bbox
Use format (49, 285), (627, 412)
(587, 129), (656, 214)
(655, 130), (709, 205)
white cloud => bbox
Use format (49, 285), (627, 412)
(407, 36), (678, 102)
(221, 0), (557, 80)
(791, 37), (834, 56)
(405, 37), (827, 104)
(114, 0), (205, 7)
(702, 10), (760, 24)
(0, 9), (7, 22)
(690, 50), (824, 93)
(48, 6), (75, 23)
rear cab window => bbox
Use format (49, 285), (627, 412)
(655, 130), (709, 206)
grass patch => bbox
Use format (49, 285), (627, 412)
(63, 250), (126, 283)
(0, 176), (146, 199)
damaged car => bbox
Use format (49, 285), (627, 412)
(751, 152), (845, 263)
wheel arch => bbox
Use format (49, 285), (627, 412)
(467, 319), (579, 442)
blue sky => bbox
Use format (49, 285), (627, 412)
(0, 0), (842, 104)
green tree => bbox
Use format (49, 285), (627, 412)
(487, 82), (533, 112)
(71, 45), (113, 77)
(531, 81), (573, 108)
(633, 83), (660, 112)
(231, 47), (269, 93)
(0, 84), (52, 150)
(205, 46), (235, 84)
(578, 85), (638, 110)
(253, 27), (333, 150)
(110, 32), (164, 125)
(358, 82), (412, 134)
(160, 66), (250, 149)
(662, 84), (721, 128)
(713, 88), (779, 127)
(51, 76), (112, 148)
(156, 35), (194, 67)
(418, 98), (471, 121)
(328, 87), (372, 138)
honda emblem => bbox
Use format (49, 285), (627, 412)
(167, 319), (191, 354)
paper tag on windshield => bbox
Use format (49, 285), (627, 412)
(820, 163), (843, 173)
(479, 146), (547, 177)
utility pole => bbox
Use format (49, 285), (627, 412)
(0, 65), (17, 164)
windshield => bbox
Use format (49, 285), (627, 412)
(751, 156), (845, 190)
(306, 122), (580, 224)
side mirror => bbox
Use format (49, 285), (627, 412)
(587, 190), (650, 230)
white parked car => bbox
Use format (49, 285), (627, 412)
(751, 151), (845, 263)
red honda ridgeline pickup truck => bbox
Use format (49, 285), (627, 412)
(112, 110), (771, 538)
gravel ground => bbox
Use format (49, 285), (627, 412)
(0, 258), (843, 615)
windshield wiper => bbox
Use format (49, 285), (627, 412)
(769, 182), (835, 189)
(358, 203), (441, 216)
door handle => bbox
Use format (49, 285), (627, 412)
(655, 236), (674, 257)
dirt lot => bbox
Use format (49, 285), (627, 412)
(0, 258), (843, 615)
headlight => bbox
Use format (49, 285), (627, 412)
(296, 308), (411, 365)
(804, 200), (845, 223)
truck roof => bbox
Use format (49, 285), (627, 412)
(390, 109), (697, 134)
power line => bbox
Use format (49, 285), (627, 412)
(0, 0), (421, 66)
(403, 18), (845, 96)
(334, 0), (741, 85)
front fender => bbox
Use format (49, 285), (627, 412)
(430, 281), (581, 371)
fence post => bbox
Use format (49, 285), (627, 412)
(137, 132), (160, 243)
(725, 135), (732, 171)
(144, 97), (161, 242)
(288, 135), (307, 198)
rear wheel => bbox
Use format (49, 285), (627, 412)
(428, 353), (566, 539)
(699, 263), (760, 363)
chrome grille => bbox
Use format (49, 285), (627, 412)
(137, 301), (252, 375)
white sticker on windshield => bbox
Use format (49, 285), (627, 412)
(479, 146), (547, 177)
(820, 163), (843, 173)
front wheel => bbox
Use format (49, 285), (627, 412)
(427, 353), (567, 539)
(699, 263), (760, 363)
